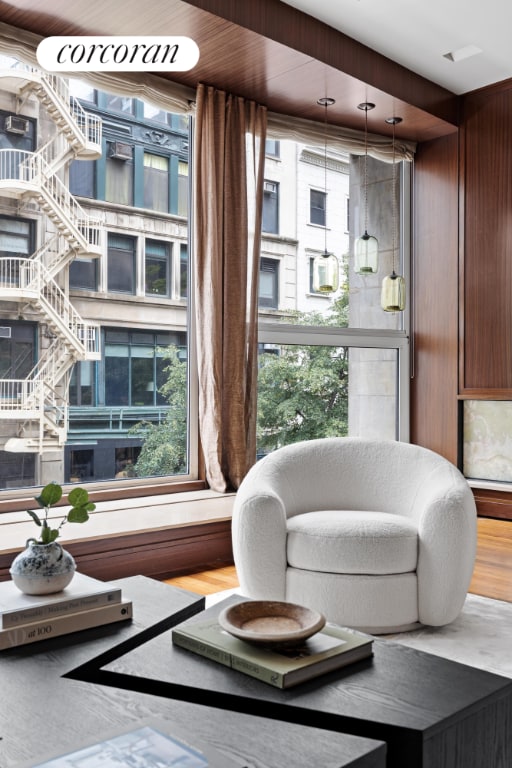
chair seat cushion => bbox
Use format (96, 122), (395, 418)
(286, 510), (418, 575)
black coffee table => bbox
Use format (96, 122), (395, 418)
(94, 593), (512, 768)
(1, 578), (386, 768)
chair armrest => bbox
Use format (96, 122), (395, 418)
(416, 480), (477, 626)
(232, 491), (288, 600)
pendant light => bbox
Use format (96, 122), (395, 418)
(381, 116), (406, 312)
(354, 102), (378, 274)
(312, 97), (339, 294)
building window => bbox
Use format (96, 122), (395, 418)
(262, 180), (279, 234)
(107, 234), (136, 293)
(145, 240), (171, 296)
(105, 94), (134, 114)
(69, 257), (98, 291)
(265, 139), (280, 157)
(177, 160), (188, 216)
(0, 216), (33, 259)
(69, 361), (95, 406)
(144, 153), (169, 212)
(69, 159), (95, 198)
(69, 79), (95, 103)
(105, 142), (133, 205)
(143, 102), (169, 124)
(0, 216), (33, 286)
(69, 448), (94, 482)
(259, 258), (279, 309)
(104, 329), (185, 407)
(310, 189), (326, 226)
(0, 322), (35, 380)
(180, 243), (188, 298)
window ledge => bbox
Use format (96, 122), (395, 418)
(0, 489), (235, 555)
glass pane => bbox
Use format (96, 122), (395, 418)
(105, 156), (133, 205)
(310, 189), (326, 226)
(107, 236), (135, 293)
(131, 356), (154, 405)
(146, 255), (168, 296)
(105, 94), (134, 114)
(257, 345), (397, 456)
(144, 154), (169, 212)
(70, 258), (97, 290)
(105, 355), (129, 405)
(180, 244), (188, 298)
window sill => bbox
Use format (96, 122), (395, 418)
(0, 489), (235, 554)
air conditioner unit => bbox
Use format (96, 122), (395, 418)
(109, 142), (133, 160)
(264, 181), (277, 194)
(0, 327), (12, 338)
(4, 116), (30, 135)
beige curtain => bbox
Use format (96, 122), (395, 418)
(193, 83), (267, 492)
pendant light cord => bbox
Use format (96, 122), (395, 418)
(317, 97), (335, 256)
(363, 106), (369, 236)
(392, 119), (397, 274)
(324, 100), (328, 255)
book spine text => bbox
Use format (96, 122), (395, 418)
(0, 601), (132, 650)
(1, 588), (122, 629)
(172, 630), (284, 688)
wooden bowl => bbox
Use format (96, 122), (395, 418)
(218, 600), (326, 647)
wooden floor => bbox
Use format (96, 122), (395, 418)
(166, 517), (512, 603)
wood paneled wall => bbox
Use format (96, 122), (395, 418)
(411, 133), (460, 465)
(461, 79), (512, 394)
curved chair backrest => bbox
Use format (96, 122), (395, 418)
(238, 437), (469, 520)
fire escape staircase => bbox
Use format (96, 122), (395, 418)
(0, 64), (103, 453)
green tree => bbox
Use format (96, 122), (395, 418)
(130, 293), (350, 474)
(257, 293), (349, 453)
(130, 346), (188, 476)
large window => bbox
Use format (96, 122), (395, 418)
(257, 152), (411, 452)
(0, 63), (410, 494)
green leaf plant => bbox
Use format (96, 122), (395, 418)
(26, 482), (95, 545)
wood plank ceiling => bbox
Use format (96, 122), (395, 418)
(0, 0), (459, 142)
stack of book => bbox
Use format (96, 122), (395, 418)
(172, 611), (373, 689)
(0, 572), (132, 650)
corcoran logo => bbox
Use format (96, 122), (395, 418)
(37, 36), (200, 72)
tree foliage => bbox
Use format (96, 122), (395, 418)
(257, 294), (350, 453)
(130, 293), (350, 474)
(130, 347), (188, 477)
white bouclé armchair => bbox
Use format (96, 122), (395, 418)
(232, 438), (477, 634)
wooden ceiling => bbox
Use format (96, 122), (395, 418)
(0, 0), (460, 142)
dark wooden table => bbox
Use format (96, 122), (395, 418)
(96, 593), (512, 768)
(0, 577), (386, 768)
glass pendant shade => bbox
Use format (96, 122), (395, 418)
(313, 251), (340, 293)
(381, 271), (406, 312)
(354, 231), (379, 274)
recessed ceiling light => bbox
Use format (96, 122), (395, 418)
(443, 44), (483, 63)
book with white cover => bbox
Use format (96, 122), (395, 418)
(0, 572), (122, 629)
(0, 598), (133, 651)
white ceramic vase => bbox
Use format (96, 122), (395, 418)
(9, 539), (76, 595)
